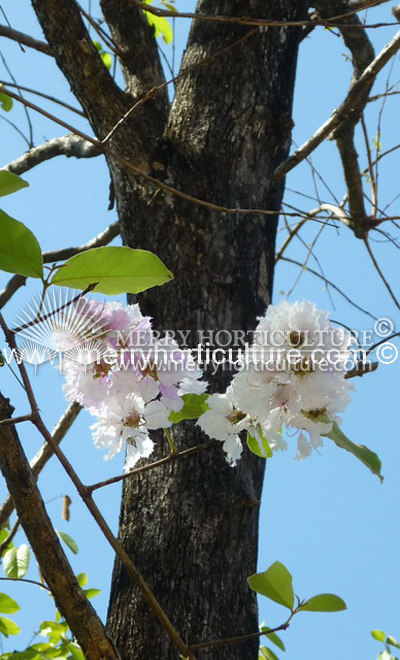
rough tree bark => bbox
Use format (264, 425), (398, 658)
(30, 1), (308, 658)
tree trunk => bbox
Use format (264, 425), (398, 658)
(30, 0), (307, 657)
(106, 3), (307, 659)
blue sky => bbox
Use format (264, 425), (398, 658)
(0, 2), (399, 659)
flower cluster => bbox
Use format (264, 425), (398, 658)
(56, 299), (206, 470)
(197, 300), (354, 464)
(55, 297), (354, 470)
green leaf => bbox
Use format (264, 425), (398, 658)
(0, 91), (12, 112)
(39, 621), (68, 646)
(50, 246), (173, 295)
(0, 211), (43, 278)
(259, 647), (279, 660)
(76, 573), (87, 588)
(371, 630), (386, 642)
(247, 429), (272, 459)
(0, 527), (12, 555)
(324, 422), (383, 483)
(169, 394), (209, 423)
(260, 627), (285, 652)
(247, 561), (294, 610)
(56, 531), (78, 555)
(0, 616), (20, 637)
(299, 594), (346, 613)
(83, 588), (101, 600)
(0, 594), (19, 614)
(66, 643), (84, 660)
(0, 171), (29, 197)
(3, 544), (30, 579)
(142, 2), (173, 44)
(100, 52), (112, 70)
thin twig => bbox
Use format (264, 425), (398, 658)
(0, 576), (51, 592)
(0, 24), (50, 55)
(87, 441), (218, 492)
(279, 256), (378, 320)
(363, 237), (400, 311)
(273, 23), (400, 181)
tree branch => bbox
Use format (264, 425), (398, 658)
(273, 18), (400, 182)
(30, 0), (127, 137)
(100, 0), (169, 126)
(0, 393), (119, 660)
(5, 134), (100, 176)
(0, 402), (81, 530)
(0, 24), (50, 55)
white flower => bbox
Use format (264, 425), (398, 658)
(197, 387), (250, 465)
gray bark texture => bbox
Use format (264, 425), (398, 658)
(29, 0), (308, 658)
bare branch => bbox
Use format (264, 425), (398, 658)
(5, 134), (100, 176)
(0, 24), (50, 55)
(273, 22), (400, 182)
(279, 256), (378, 320)
(364, 237), (400, 311)
(0, 402), (81, 530)
(127, 0), (397, 28)
(0, 80), (85, 116)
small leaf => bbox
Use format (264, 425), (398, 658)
(100, 52), (112, 70)
(50, 246), (173, 295)
(299, 593), (346, 612)
(0, 171), (29, 197)
(324, 422), (383, 482)
(83, 588), (101, 599)
(0, 616), (20, 637)
(247, 429), (272, 459)
(56, 531), (78, 555)
(0, 91), (12, 112)
(39, 620), (68, 646)
(0, 594), (19, 614)
(0, 211), (43, 278)
(66, 643), (84, 660)
(169, 394), (209, 423)
(247, 561), (294, 610)
(76, 573), (87, 588)
(371, 630), (386, 642)
(3, 544), (29, 579)
(387, 636), (400, 650)
(259, 647), (279, 660)
(260, 627), (285, 651)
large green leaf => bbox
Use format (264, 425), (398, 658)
(142, 1), (173, 43)
(169, 394), (209, 424)
(0, 171), (29, 197)
(50, 246), (173, 295)
(3, 544), (29, 579)
(0, 616), (20, 637)
(324, 422), (383, 483)
(247, 562), (294, 610)
(0, 211), (43, 278)
(56, 531), (78, 555)
(299, 594), (346, 613)
(0, 594), (19, 614)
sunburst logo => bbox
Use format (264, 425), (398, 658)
(13, 290), (110, 369)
